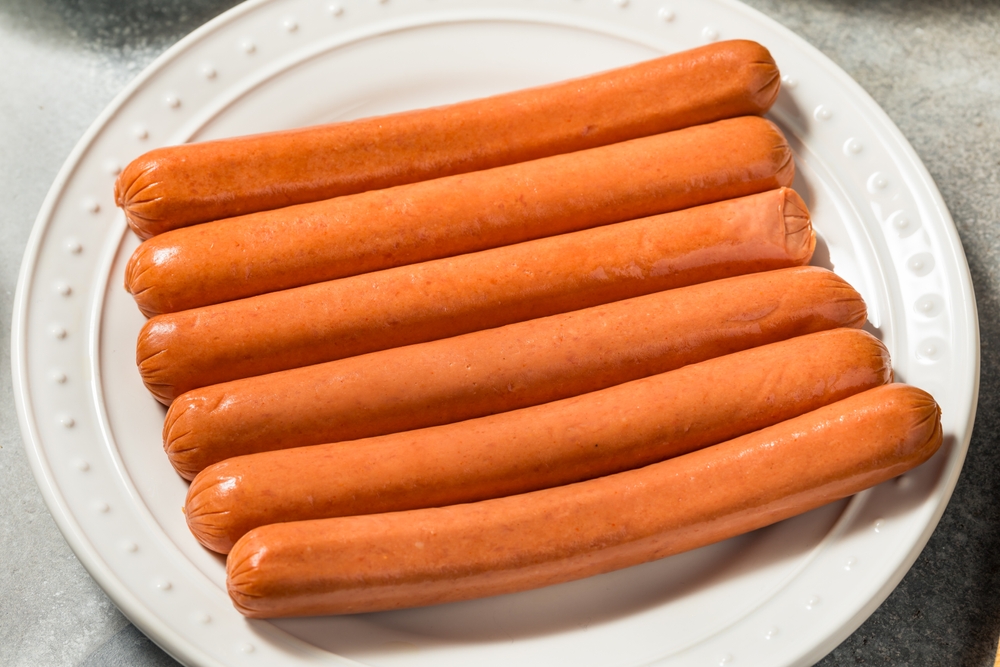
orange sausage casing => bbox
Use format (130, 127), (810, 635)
(226, 384), (943, 617)
(188, 328), (892, 554)
(165, 265), (865, 479)
(115, 40), (780, 239)
(137, 188), (812, 403)
(125, 116), (795, 316)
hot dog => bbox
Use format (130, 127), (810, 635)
(225, 384), (942, 617)
(188, 328), (891, 554)
(165, 265), (865, 479)
(115, 40), (780, 239)
(137, 187), (812, 403)
(125, 116), (795, 316)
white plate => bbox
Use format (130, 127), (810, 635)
(12, 0), (979, 665)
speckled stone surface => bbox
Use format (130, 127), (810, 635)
(1, 1), (998, 665)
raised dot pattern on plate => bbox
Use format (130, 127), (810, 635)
(866, 172), (888, 192)
(915, 294), (944, 318)
(908, 253), (935, 277)
(917, 337), (947, 361)
(790, 75), (950, 368)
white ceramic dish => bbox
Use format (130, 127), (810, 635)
(12, 0), (979, 665)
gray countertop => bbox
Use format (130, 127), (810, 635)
(2, 1), (998, 665)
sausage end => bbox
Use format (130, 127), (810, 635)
(123, 243), (165, 316)
(803, 267), (868, 331)
(163, 393), (209, 480)
(889, 384), (944, 468)
(863, 330), (894, 386)
(116, 153), (172, 240)
(186, 462), (240, 554)
(779, 187), (815, 264)
(136, 316), (180, 404)
(227, 530), (275, 616)
(732, 40), (781, 113)
(771, 125), (796, 187)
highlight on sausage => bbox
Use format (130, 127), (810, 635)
(225, 384), (943, 617)
(164, 265), (866, 479)
(136, 184), (810, 403)
(125, 116), (795, 316)
(187, 328), (892, 554)
(115, 40), (781, 239)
